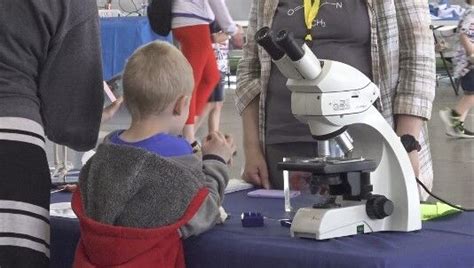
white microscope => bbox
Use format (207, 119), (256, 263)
(255, 28), (421, 240)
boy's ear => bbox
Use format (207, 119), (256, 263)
(173, 95), (188, 116)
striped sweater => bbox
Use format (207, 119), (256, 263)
(0, 0), (103, 266)
(0, 0), (104, 152)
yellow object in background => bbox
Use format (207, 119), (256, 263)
(420, 202), (462, 221)
(303, 0), (320, 41)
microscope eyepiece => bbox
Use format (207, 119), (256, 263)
(255, 27), (285, 61)
(276, 30), (305, 62)
(255, 28), (321, 80)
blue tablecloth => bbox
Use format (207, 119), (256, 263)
(50, 191), (474, 268)
(100, 17), (172, 81)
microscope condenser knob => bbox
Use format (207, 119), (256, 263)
(366, 195), (394, 219)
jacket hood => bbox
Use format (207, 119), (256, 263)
(78, 143), (204, 228)
(73, 143), (211, 266)
(72, 188), (208, 266)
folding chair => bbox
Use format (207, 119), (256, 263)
(50, 144), (73, 185)
(431, 24), (460, 95)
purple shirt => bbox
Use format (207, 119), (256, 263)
(109, 130), (192, 157)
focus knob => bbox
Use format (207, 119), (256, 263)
(366, 195), (394, 219)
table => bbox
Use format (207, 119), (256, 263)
(50, 191), (474, 268)
(432, 19), (459, 27)
(234, 20), (249, 28)
(100, 17), (172, 81)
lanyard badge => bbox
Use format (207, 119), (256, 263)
(303, 0), (320, 41)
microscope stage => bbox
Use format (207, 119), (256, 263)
(277, 157), (377, 174)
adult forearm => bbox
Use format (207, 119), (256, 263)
(395, 115), (423, 178)
(240, 95), (270, 188)
(242, 96), (262, 153)
(395, 115), (423, 138)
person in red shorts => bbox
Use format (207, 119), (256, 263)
(171, 0), (244, 150)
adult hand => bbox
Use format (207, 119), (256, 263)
(230, 24), (244, 49)
(101, 96), (123, 123)
(242, 147), (270, 189)
(202, 132), (236, 164)
(212, 32), (230, 44)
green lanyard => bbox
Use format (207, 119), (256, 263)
(304, 0), (321, 41)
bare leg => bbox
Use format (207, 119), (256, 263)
(454, 95), (474, 121)
(208, 101), (224, 133)
(195, 103), (214, 131)
(183, 124), (195, 143)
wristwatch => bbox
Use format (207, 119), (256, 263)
(400, 134), (421, 153)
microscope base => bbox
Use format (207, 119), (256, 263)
(290, 202), (419, 240)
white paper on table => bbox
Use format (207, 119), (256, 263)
(218, 206), (228, 223)
(50, 202), (77, 219)
(225, 179), (253, 194)
(81, 150), (96, 166)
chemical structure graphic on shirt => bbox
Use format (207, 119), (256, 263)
(287, 1), (343, 28)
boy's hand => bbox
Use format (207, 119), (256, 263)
(202, 132), (236, 164)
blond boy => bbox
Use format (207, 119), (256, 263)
(72, 41), (235, 267)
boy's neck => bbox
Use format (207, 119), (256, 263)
(120, 116), (172, 142)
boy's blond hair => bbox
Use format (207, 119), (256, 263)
(123, 41), (194, 120)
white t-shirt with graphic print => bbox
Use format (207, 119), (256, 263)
(454, 6), (474, 78)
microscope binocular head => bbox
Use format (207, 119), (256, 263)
(255, 28), (322, 80)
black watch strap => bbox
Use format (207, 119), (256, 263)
(400, 134), (421, 153)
